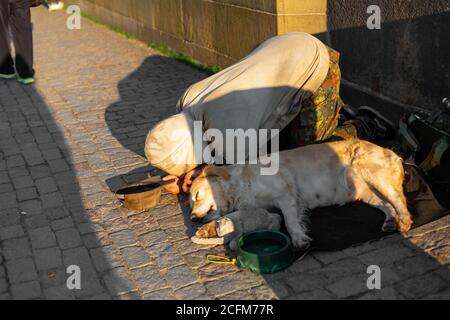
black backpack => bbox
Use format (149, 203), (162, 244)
(398, 99), (450, 192)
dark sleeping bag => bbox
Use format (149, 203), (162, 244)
(302, 163), (449, 252)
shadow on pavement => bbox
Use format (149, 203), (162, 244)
(0, 78), (133, 299)
(104, 55), (207, 192)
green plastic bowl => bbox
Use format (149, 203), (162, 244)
(236, 230), (294, 274)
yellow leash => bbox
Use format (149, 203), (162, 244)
(206, 255), (237, 266)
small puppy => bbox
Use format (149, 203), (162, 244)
(190, 139), (413, 250)
(191, 208), (282, 250)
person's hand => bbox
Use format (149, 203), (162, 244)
(181, 167), (203, 193)
(162, 175), (182, 195)
(162, 166), (204, 195)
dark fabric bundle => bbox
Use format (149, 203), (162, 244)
(29, 0), (42, 7)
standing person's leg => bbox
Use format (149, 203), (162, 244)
(0, 0), (15, 78)
(10, 0), (35, 83)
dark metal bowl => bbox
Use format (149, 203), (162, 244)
(115, 177), (174, 210)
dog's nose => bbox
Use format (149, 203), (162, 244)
(190, 214), (201, 222)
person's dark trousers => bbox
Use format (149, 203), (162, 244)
(0, 0), (35, 78)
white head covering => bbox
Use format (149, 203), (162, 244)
(144, 112), (205, 176)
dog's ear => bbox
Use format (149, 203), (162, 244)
(200, 165), (230, 180)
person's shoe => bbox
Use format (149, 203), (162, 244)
(0, 59), (16, 80)
(358, 106), (396, 130)
(349, 116), (392, 140)
(16, 76), (35, 85)
(339, 104), (358, 123)
(343, 104), (358, 117)
(355, 105), (396, 140)
(0, 72), (16, 80)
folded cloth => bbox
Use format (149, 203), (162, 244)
(146, 32), (330, 176)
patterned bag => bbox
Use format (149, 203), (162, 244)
(285, 47), (345, 148)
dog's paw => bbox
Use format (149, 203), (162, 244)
(195, 221), (217, 238)
(382, 219), (397, 233)
(397, 215), (413, 233)
(291, 233), (311, 252)
(190, 236), (224, 245)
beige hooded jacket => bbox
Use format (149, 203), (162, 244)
(145, 32), (330, 176)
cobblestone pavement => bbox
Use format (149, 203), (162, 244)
(0, 7), (449, 300)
